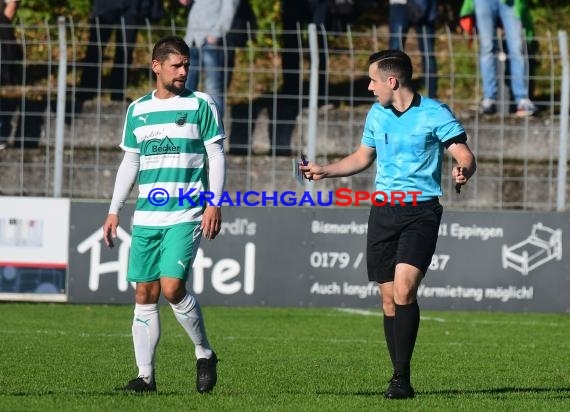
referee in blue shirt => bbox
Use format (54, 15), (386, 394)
(300, 49), (476, 399)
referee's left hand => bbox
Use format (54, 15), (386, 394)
(299, 161), (326, 181)
(453, 166), (467, 186)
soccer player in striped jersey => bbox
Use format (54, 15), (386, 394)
(102, 35), (226, 394)
(300, 49), (476, 399)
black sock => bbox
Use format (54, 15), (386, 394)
(383, 315), (396, 370)
(394, 301), (420, 378)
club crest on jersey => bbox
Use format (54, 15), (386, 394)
(175, 112), (187, 126)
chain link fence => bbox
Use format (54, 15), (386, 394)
(0, 18), (568, 210)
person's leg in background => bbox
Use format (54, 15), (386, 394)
(497, 0), (536, 116)
(0, 98), (18, 149)
(226, 3), (257, 155)
(14, 98), (46, 148)
(280, 0), (309, 99)
(416, 22), (437, 98)
(185, 42), (226, 118)
(224, 37), (236, 98)
(109, 12), (141, 102)
(270, 99), (296, 156)
(474, 0), (499, 114)
(272, 0), (311, 156)
(229, 100), (264, 155)
(77, 13), (115, 100)
(389, 2), (409, 50)
(309, 0), (330, 107)
(75, 13), (114, 112)
(0, 13), (23, 148)
(186, 43), (201, 92)
(201, 40), (226, 118)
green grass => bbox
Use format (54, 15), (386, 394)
(0, 303), (568, 411)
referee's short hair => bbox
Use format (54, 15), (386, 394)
(368, 50), (413, 87)
(152, 35), (190, 62)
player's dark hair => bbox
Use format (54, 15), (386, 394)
(152, 35), (190, 62)
(368, 50), (413, 87)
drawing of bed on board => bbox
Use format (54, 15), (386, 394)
(501, 223), (563, 276)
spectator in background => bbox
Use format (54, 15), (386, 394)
(1, 0), (47, 149)
(224, 0), (257, 91)
(0, 0), (22, 149)
(329, 0), (355, 32)
(280, 0), (329, 108)
(263, 0), (330, 157)
(179, 0), (240, 120)
(229, 0), (349, 156)
(388, 0), (438, 98)
(73, 0), (164, 115)
(460, 0), (536, 117)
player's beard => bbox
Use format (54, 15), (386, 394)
(165, 79), (186, 95)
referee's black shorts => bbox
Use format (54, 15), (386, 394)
(366, 199), (443, 283)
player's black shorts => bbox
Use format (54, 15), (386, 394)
(366, 199), (443, 283)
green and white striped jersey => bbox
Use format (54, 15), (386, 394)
(120, 89), (224, 227)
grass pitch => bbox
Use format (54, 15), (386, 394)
(0, 303), (568, 411)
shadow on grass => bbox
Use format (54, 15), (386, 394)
(316, 386), (570, 398)
(4, 386), (569, 400)
(419, 386), (570, 398)
(1, 389), (191, 397)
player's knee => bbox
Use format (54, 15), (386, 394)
(393, 289), (417, 305)
(394, 285), (416, 305)
(134, 282), (161, 304)
(161, 285), (186, 303)
(382, 300), (396, 316)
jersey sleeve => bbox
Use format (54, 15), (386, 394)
(119, 103), (140, 153)
(197, 93), (225, 144)
(433, 104), (466, 144)
(361, 105), (379, 148)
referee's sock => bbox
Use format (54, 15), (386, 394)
(394, 301), (420, 378)
(383, 315), (396, 370)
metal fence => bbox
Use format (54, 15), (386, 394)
(0, 17), (568, 211)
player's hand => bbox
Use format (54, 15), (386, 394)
(206, 35), (219, 45)
(202, 206), (222, 240)
(103, 214), (119, 248)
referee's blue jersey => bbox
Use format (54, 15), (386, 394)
(361, 94), (465, 202)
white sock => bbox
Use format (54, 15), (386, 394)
(170, 292), (213, 360)
(132, 303), (160, 384)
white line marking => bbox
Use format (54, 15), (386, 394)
(335, 308), (380, 317)
(336, 308), (446, 322)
